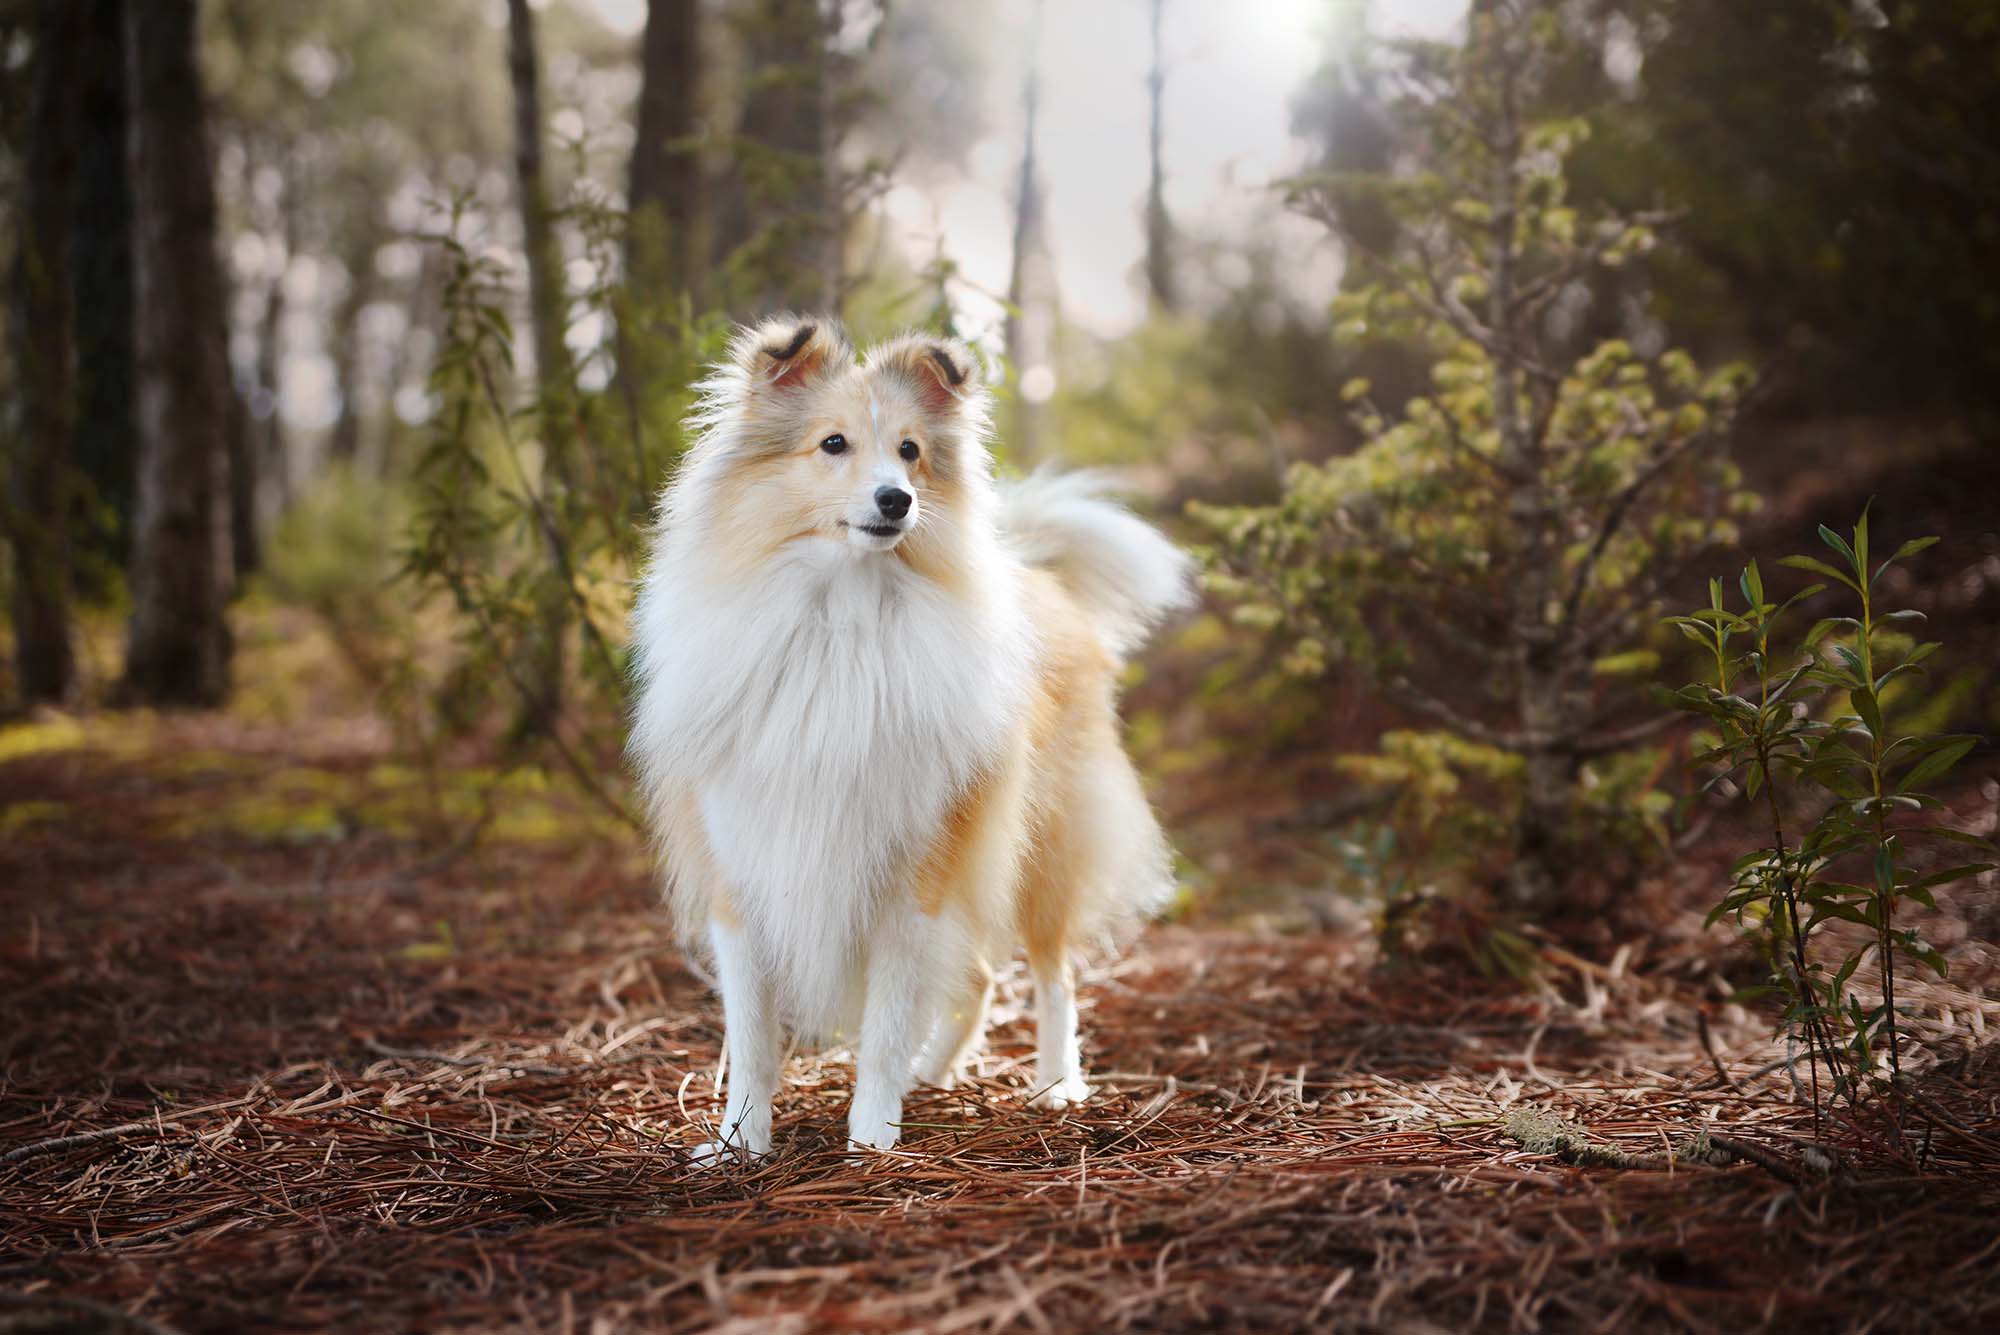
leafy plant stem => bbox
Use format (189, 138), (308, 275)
(1743, 605), (1830, 1134)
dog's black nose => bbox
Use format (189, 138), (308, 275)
(875, 486), (912, 520)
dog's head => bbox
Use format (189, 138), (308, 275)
(685, 316), (990, 570)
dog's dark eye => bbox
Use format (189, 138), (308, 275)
(899, 439), (920, 462)
(820, 434), (847, 455)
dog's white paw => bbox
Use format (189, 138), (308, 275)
(1030, 1075), (1092, 1111)
(846, 1102), (903, 1153)
(688, 1136), (767, 1168)
(846, 1122), (902, 1154)
(914, 1061), (962, 1091)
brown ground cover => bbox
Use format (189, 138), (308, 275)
(4, 714), (1999, 1333)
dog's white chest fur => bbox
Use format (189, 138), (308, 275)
(631, 541), (1029, 1032)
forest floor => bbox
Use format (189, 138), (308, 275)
(5, 423), (2000, 1332)
(5, 700), (2000, 1334)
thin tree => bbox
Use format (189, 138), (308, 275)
(711, 0), (826, 313)
(1003, 0), (1048, 462)
(628, 0), (704, 308)
(506, 0), (574, 401)
(619, 0), (704, 458)
(70, 0), (138, 586)
(1142, 0), (1176, 313)
(123, 0), (233, 705)
(506, 0), (576, 731)
(222, 306), (257, 582)
(5, 0), (83, 703)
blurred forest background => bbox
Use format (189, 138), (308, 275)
(2, 0), (1997, 942)
(6, 2), (2000, 1327)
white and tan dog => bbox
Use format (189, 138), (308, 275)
(628, 317), (1189, 1156)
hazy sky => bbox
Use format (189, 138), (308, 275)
(586, 0), (1469, 344)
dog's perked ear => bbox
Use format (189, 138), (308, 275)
(868, 334), (984, 417)
(731, 315), (852, 393)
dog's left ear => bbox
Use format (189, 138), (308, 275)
(871, 334), (984, 416)
(732, 315), (852, 393)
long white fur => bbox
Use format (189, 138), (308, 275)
(995, 467), (1196, 661)
(627, 329), (1189, 1155)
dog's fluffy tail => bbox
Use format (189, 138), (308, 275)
(996, 469), (1194, 660)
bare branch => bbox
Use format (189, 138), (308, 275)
(1563, 712), (1680, 757)
(1387, 676), (1530, 752)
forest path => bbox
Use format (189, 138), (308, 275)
(4, 714), (1998, 1333)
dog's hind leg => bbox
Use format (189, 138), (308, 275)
(915, 955), (995, 1089)
(693, 918), (782, 1163)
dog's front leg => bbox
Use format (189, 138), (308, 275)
(695, 918), (782, 1163)
(848, 905), (937, 1152)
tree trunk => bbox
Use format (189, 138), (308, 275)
(507, 0), (573, 399)
(627, 0), (703, 308)
(122, 0), (231, 706)
(506, 0), (572, 732)
(1142, 0), (1176, 314)
(711, 0), (824, 313)
(1512, 654), (1573, 912)
(69, 0), (138, 586)
(813, 0), (844, 314)
(223, 332), (258, 582)
(1004, 0), (1048, 463)
(1479, 17), (1569, 911)
(325, 227), (380, 467)
(6, 0), (83, 704)
(253, 172), (293, 516)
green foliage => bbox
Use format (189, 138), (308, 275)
(1569, 0), (2000, 416)
(1195, 2), (1755, 916)
(1668, 510), (1994, 1136)
(400, 190), (727, 823)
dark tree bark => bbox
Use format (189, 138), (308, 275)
(69, 0), (138, 581)
(5, 0), (84, 704)
(223, 323), (257, 581)
(122, 0), (231, 705)
(1142, 0), (1176, 313)
(628, 0), (704, 307)
(252, 157), (294, 513)
(711, 0), (825, 313)
(506, 0), (572, 730)
(507, 0), (573, 398)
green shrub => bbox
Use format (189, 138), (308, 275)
(1668, 509), (1994, 1140)
(1195, 5), (1754, 919)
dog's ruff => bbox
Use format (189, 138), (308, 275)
(628, 316), (1191, 1155)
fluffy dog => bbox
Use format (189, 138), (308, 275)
(628, 316), (1190, 1155)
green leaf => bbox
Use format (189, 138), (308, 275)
(1779, 554), (1857, 591)
(1851, 686), (1883, 740)
(1911, 863), (1996, 891)
(1739, 560), (1764, 609)
(1816, 523), (1858, 574)
(1907, 942), (1948, 978)
(1897, 737), (1976, 793)
(1876, 537), (1939, 587)
(1807, 901), (1873, 931)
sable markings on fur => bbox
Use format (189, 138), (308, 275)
(627, 314), (1192, 1156)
